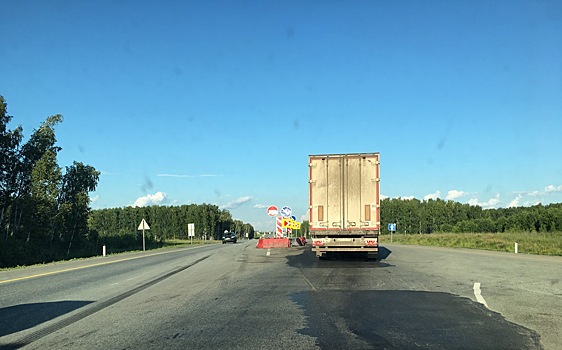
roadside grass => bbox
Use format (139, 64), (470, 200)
(380, 232), (562, 256)
(162, 239), (220, 247)
(0, 239), (220, 271)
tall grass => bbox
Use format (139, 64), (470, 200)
(380, 232), (562, 256)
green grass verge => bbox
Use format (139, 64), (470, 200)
(162, 239), (221, 247)
(380, 232), (562, 256)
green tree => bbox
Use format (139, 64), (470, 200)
(58, 162), (100, 256)
(11, 115), (62, 240)
(0, 96), (23, 241)
(27, 149), (62, 243)
(300, 220), (310, 237)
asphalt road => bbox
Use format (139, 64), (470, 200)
(0, 241), (560, 349)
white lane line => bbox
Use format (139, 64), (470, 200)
(266, 249), (271, 256)
(473, 282), (489, 309)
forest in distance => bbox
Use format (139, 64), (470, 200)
(379, 197), (562, 234)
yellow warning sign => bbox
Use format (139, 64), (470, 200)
(282, 218), (301, 229)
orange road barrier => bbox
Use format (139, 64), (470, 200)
(256, 238), (290, 249)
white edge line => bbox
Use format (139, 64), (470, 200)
(473, 282), (489, 309)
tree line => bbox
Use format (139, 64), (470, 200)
(380, 198), (562, 234)
(1, 96), (100, 267)
(88, 204), (255, 251)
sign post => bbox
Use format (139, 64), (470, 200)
(188, 223), (195, 244)
(138, 219), (150, 251)
(388, 223), (397, 243)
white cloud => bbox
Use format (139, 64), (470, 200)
(446, 190), (466, 200)
(545, 185), (562, 193)
(400, 196), (416, 200)
(133, 191), (168, 207)
(221, 196), (253, 210)
(91, 195), (100, 203)
(467, 193), (501, 208)
(380, 194), (389, 200)
(467, 198), (480, 206)
(423, 191), (441, 201)
(508, 194), (522, 208)
(486, 194), (501, 207)
(253, 204), (268, 209)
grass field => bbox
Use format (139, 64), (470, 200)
(379, 232), (562, 256)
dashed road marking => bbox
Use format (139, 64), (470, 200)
(266, 249), (271, 256)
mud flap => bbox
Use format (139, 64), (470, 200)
(378, 246), (392, 260)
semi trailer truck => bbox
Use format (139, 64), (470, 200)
(308, 153), (383, 259)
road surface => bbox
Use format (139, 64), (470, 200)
(0, 241), (560, 349)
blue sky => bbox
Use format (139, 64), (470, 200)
(1, 0), (561, 231)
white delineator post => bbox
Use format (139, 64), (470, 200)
(103, 244), (106, 257)
(515, 242), (518, 254)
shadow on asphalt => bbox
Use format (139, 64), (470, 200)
(286, 247), (395, 269)
(0, 301), (92, 337)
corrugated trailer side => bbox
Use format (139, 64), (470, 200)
(309, 153), (380, 259)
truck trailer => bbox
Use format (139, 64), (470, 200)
(308, 153), (382, 259)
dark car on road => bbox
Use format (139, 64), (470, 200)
(222, 232), (237, 244)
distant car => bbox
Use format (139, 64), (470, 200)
(222, 232), (237, 244)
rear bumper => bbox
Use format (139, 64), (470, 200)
(312, 235), (379, 256)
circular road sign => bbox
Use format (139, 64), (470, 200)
(281, 206), (292, 217)
(267, 205), (278, 217)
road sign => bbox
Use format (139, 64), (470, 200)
(388, 223), (397, 232)
(138, 219), (150, 252)
(188, 223), (195, 237)
(282, 218), (301, 229)
(267, 205), (278, 217)
(281, 206), (292, 217)
(291, 215), (297, 221)
(138, 219), (150, 230)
